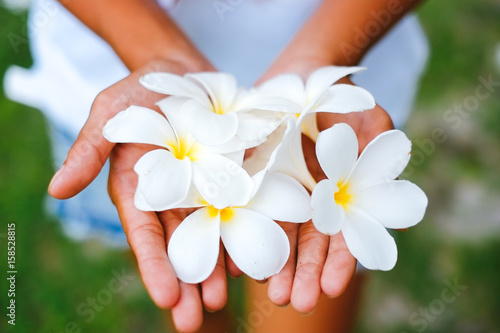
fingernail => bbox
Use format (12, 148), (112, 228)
(48, 165), (65, 192)
(301, 309), (315, 316)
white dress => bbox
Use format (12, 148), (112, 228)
(3, 0), (428, 245)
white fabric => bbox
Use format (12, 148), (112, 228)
(352, 15), (429, 128)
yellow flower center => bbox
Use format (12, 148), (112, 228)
(220, 208), (234, 222)
(206, 206), (235, 222)
(213, 104), (226, 115)
(207, 205), (219, 218)
(167, 136), (201, 161)
(334, 182), (352, 210)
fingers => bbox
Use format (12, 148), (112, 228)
(125, 211), (180, 309)
(109, 145), (180, 308)
(320, 232), (357, 298)
(290, 221), (329, 313)
(267, 222), (299, 306)
(201, 243), (228, 312)
(170, 282), (204, 333)
(161, 208), (227, 322)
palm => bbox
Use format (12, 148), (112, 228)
(109, 142), (228, 331)
(48, 58), (219, 332)
(265, 104), (394, 313)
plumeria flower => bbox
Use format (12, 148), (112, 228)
(311, 123), (428, 270)
(168, 172), (312, 283)
(245, 66), (377, 189)
(103, 96), (253, 210)
(257, 66), (376, 141)
(140, 71), (293, 147)
(243, 118), (317, 191)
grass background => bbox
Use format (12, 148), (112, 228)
(1, 0), (500, 332)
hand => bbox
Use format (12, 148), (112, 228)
(109, 142), (228, 332)
(256, 66), (394, 313)
(47, 58), (226, 332)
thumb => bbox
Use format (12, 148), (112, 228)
(48, 104), (115, 199)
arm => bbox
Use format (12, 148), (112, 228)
(50, 2), (218, 332)
(263, 0), (423, 79)
(60, 0), (208, 71)
(258, 0), (424, 313)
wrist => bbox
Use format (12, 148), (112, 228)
(107, 19), (211, 72)
(138, 56), (215, 77)
(64, 0), (212, 72)
(259, 54), (331, 83)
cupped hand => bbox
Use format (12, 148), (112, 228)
(256, 65), (394, 313)
(47, 58), (226, 333)
(109, 142), (228, 332)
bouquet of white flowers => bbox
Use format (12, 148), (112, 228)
(103, 66), (427, 284)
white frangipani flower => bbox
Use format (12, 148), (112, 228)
(103, 96), (253, 210)
(241, 116), (317, 191)
(140, 72), (290, 147)
(257, 66), (376, 140)
(101, 65), (428, 282)
(245, 66), (377, 190)
(168, 172), (312, 283)
(311, 123), (427, 270)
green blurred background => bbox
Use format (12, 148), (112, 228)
(1, 1), (499, 332)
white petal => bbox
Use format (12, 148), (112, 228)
(342, 208), (397, 271)
(310, 84), (375, 114)
(257, 73), (306, 106)
(221, 150), (245, 166)
(156, 96), (191, 138)
(181, 99), (238, 146)
(268, 119), (316, 191)
(233, 91), (303, 114)
(349, 130), (412, 192)
(249, 169), (267, 197)
(168, 183), (207, 210)
(316, 123), (358, 185)
(103, 106), (175, 148)
(192, 153), (253, 209)
(236, 110), (283, 142)
(300, 112), (320, 142)
(133, 149), (192, 211)
(140, 72), (209, 104)
(311, 179), (345, 235)
(134, 189), (152, 211)
(242, 123), (286, 177)
(246, 173), (312, 223)
(168, 208), (221, 283)
(186, 72), (238, 113)
(220, 208), (290, 280)
(207, 136), (255, 155)
(305, 66), (365, 99)
(352, 180), (428, 229)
